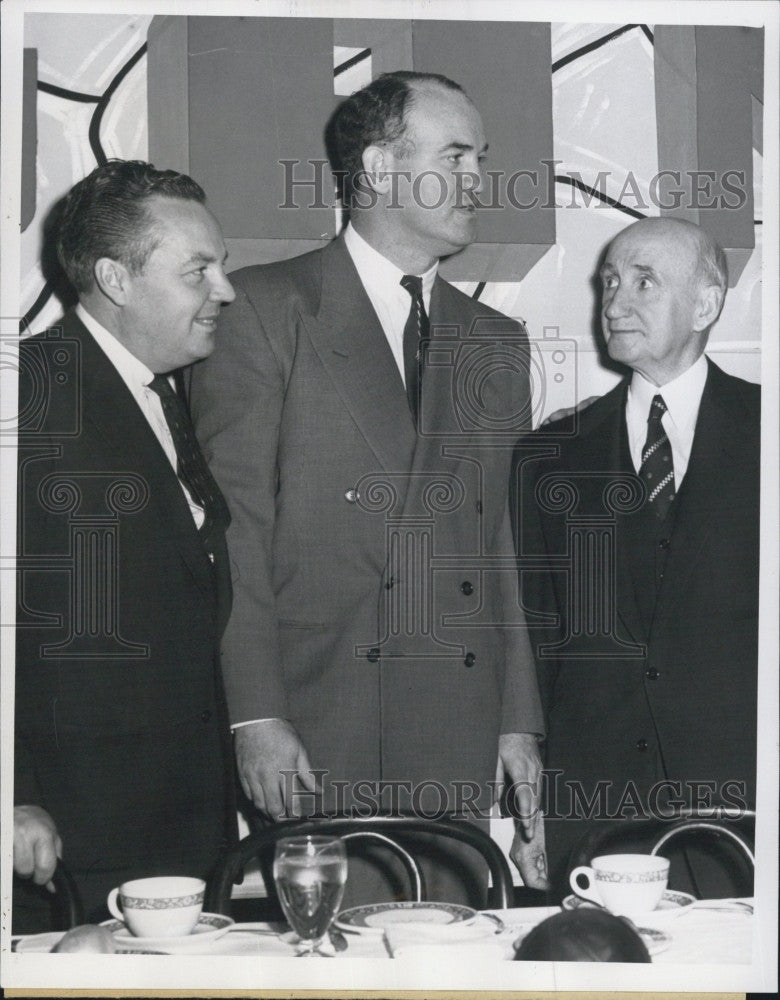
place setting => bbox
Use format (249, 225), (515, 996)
(15, 876), (234, 955)
(14, 836), (355, 958)
(563, 852), (702, 955)
(229, 834), (516, 959)
(334, 899), (522, 961)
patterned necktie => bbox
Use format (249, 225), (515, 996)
(639, 394), (675, 518)
(400, 274), (429, 425)
(148, 374), (231, 554)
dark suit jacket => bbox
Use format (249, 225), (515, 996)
(15, 312), (235, 923)
(513, 359), (759, 886)
(190, 235), (544, 815)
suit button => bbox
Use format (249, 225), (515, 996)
(385, 578), (395, 590)
(635, 739), (648, 752)
(659, 538), (670, 549)
(366, 647), (381, 663)
(344, 489), (359, 503)
(200, 710), (212, 723)
(464, 652), (476, 668)
(475, 500), (483, 515)
(460, 581), (474, 596)
(646, 667), (659, 680)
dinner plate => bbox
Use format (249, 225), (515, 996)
(563, 890), (696, 926)
(336, 901), (477, 934)
(100, 912), (234, 951)
(14, 931), (162, 955)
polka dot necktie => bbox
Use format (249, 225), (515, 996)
(148, 374), (231, 554)
(400, 274), (429, 426)
(639, 394), (675, 518)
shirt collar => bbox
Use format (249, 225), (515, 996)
(343, 223), (438, 306)
(76, 302), (156, 391)
(628, 353), (709, 433)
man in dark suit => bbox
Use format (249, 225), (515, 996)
(14, 160), (237, 927)
(190, 71), (547, 902)
(513, 218), (759, 898)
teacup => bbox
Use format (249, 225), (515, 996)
(107, 876), (205, 938)
(569, 854), (669, 918)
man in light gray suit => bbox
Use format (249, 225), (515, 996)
(190, 71), (547, 903)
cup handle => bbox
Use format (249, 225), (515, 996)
(569, 865), (601, 905)
(107, 887), (124, 922)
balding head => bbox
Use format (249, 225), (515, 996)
(612, 217), (727, 299)
(599, 218), (727, 386)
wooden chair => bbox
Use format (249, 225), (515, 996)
(13, 860), (85, 934)
(207, 816), (514, 916)
(567, 808), (755, 898)
(50, 860), (85, 930)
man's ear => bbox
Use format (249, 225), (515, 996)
(359, 145), (392, 195)
(93, 257), (131, 307)
(693, 283), (724, 333)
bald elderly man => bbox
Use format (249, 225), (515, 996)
(513, 218), (759, 898)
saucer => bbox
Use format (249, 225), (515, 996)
(100, 912), (233, 951)
(563, 890), (695, 926)
(636, 926), (672, 956)
(336, 901), (477, 935)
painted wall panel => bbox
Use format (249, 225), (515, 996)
(187, 16), (338, 241)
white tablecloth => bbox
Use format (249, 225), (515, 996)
(183, 900), (754, 964)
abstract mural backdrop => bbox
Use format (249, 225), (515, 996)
(21, 13), (762, 419)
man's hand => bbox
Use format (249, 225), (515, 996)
(234, 719), (318, 820)
(509, 819), (549, 891)
(494, 733), (549, 890)
(495, 733), (542, 837)
(13, 805), (62, 891)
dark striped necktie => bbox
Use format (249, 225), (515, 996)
(400, 274), (429, 425)
(639, 394), (675, 518)
(147, 374), (231, 554)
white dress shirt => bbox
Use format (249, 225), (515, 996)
(76, 303), (204, 528)
(343, 223), (437, 384)
(625, 353), (709, 487)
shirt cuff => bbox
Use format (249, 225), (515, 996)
(230, 718), (281, 731)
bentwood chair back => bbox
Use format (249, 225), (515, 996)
(567, 808), (755, 898)
(13, 861), (85, 932)
(51, 860), (85, 929)
(207, 816), (514, 916)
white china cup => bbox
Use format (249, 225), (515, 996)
(106, 876), (205, 938)
(569, 854), (670, 918)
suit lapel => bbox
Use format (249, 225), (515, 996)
(652, 360), (739, 624)
(74, 316), (215, 599)
(299, 238), (418, 478)
(400, 277), (500, 524)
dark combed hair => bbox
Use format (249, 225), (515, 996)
(56, 159), (206, 293)
(514, 909), (651, 963)
(331, 71), (466, 204)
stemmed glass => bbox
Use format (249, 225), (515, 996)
(273, 835), (347, 956)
